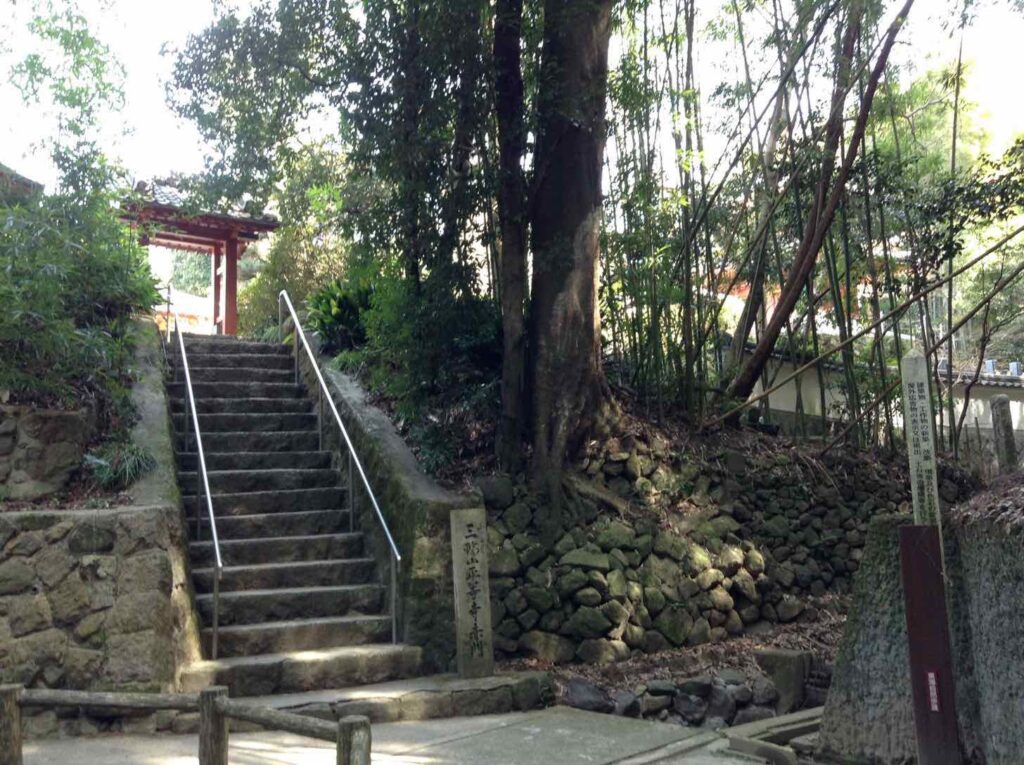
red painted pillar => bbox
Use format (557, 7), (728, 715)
(212, 244), (222, 334)
(224, 234), (238, 335)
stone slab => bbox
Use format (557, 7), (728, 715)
(243, 670), (551, 722)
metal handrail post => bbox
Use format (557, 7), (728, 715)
(277, 290), (403, 644)
(173, 312), (224, 660)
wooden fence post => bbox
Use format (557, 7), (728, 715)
(0, 685), (23, 765)
(198, 686), (228, 765)
(336, 715), (371, 765)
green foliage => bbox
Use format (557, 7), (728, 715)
(84, 439), (156, 491)
(307, 279), (371, 354)
(237, 144), (350, 337)
(1, 2), (158, 433)
(0, 165), (158, 417)
(170, 251), (210, 296)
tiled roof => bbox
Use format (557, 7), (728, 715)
(0, 162), (44, 198)
(134, 180), (278, 228)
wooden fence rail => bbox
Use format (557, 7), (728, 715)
(0, 684), (370, 765)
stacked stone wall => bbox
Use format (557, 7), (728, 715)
(0, 508), (185, 735)
(0, 321), (201, 736)
(484, 440), (972, 664)
(0, 406), (95, 500)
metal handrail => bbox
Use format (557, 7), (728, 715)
(170, 312), (224, 659)
(278, 290), (401, 644)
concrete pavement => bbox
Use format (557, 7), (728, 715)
(22, 707), (763, 764)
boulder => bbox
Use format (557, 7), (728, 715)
(563, 606), (612, 639)
(696, 568), (724, 590)
(559, 549), (611, 572)
(733, 705), (776, 725)
(706, 685), (737, 725)
(751, 676), (779, 706)
(653, 532), (687, 561)
(776, 595), (804, 623)
(607, 568), (628, 600)
(556, 568), (588, 597)
(522, 585), (557, 614)
(653, 605), (692, 646)
(576, 638), (628, 665)
(489, 547), (521, 577)
(717, 545), (745, 576)
(708, 586), (734, 613)
(573, 587), (603, 607)
(677, 675), (713, 698)
(503, 503), (532, 534)
(564, 679), (614, 713)
(673, 694), (708, 724)
(518, 631), (575, 664)
(477, 475), (515, 510)
(686, 617), (712, 646)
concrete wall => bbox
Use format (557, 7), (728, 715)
(753, 356), (1024, 444)
(819, 504), (1024, 764)
(292, 328), (480, 672)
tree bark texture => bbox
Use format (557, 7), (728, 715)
(529, 0), (613, 505)
(494, 0), (529, 471)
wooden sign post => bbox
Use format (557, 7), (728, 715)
(898, 348), (960, 764)
(450, 507), (494, 679)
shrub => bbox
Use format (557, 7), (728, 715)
(85, 440), (156, 490)
(306, 278), (372, 354)
(0, 172), (159, 427)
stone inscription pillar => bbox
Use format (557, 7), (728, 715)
(450, 507), (494, 679)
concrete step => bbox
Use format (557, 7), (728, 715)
(167, 381), (305, 400)
(196, 584), (386, 626)
(203, 614), (392, 657)
(187, 366), (295, 384)
(184, 487), (345, 516)
(192, 558), (378, 594)
(177, 451), (332, 472)
(179, 468), (339, 494)
(189, 532), (363, 567)
(178, 430), (320, 453)
(172, 412), (317, 433)
(181, 337), (292, 356)
(180, 643), (423, 697)
(241, 671), (552, 723)
(170, 352), (293, 370)
(192, 510), (349, 540)
(170, 397), (312, 415)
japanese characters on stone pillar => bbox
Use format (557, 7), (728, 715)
(900, 348), (943, 528)
(450, 507), (494, 678)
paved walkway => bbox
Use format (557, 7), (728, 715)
(23, 707), (760, 764)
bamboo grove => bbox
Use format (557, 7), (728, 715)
(169, 0), (1024, 478)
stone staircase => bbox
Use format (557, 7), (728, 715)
(166, 334), (421, 697)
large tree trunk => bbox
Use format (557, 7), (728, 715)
(528, 0), (613, 512)
(494, 0), (528, 471)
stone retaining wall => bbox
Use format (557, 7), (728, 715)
(0, 405), (95, 500)
(0, 508), (182, 735)
(0, 320), (202, 736)
(484, 446), (972, 664)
